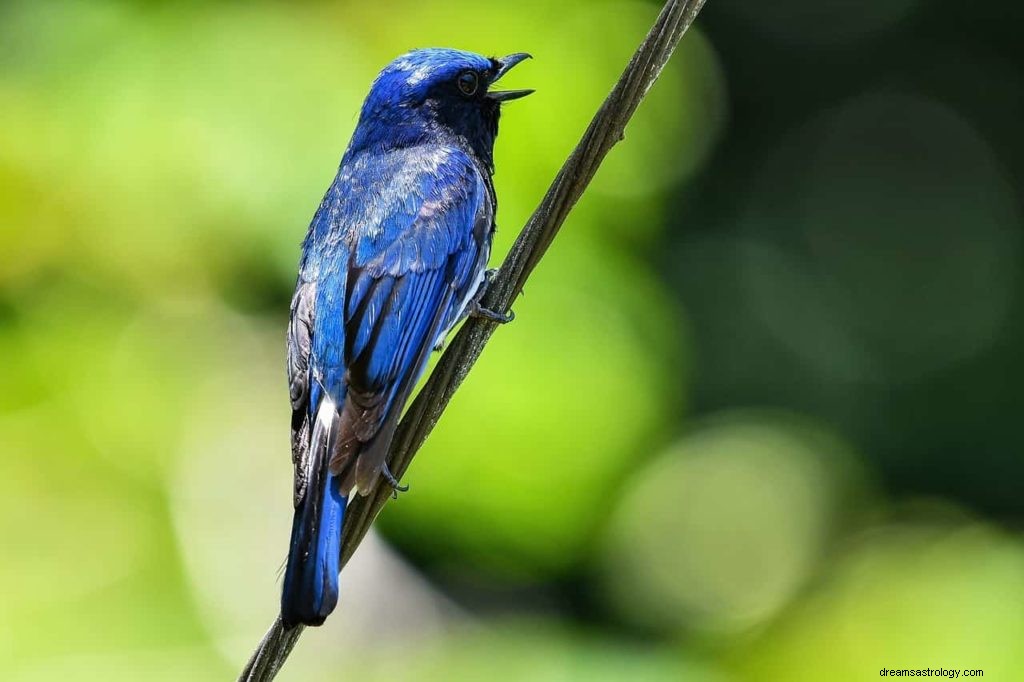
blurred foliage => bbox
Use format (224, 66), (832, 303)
(2, 0), (1023, 680)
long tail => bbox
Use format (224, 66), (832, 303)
(281, 398), (346, 628)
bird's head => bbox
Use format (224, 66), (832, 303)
(349, 48), (533, 168)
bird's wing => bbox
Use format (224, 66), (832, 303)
(286, 273), (316, 506)
(297, 147), (492, 496)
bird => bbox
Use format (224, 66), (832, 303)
(280, 48), (532, 629)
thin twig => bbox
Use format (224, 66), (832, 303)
(239, 1), (708, 678)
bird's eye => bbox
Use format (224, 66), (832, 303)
(456, 70), (480, 97)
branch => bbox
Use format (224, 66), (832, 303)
(239, 1), (708, 678)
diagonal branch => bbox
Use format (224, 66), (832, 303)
(239, 0), (708, 678)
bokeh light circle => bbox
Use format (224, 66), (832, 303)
(739, 91), (1020, 381)
(602, 413), (866, 634)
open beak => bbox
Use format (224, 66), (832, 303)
(487, 52), (534, 102)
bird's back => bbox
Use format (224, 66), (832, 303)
(290, 142), (494, 495)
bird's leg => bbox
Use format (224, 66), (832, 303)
(468, 269), (515, 324)
(469, 302), (515, 324)
(434, 270), (513, 352)
(381, 462), (409, 499)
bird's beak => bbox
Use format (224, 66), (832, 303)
(487, 52), (534, 102)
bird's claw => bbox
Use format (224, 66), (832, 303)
(381, 463), (409, 499)
(470, 303), (515, 324)
(471, 270), (514, 323)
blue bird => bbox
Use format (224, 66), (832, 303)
(280, 48), (532, 628)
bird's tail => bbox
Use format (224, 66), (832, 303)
(281, 399), (346, 628)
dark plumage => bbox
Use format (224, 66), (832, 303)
(281, 48), (531, 628)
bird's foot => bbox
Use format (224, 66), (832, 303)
(472, 306), (515, 324)
(381, 463), (409, 499)
(469, 269), (514, 324)
(469, 300), (515, 324)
